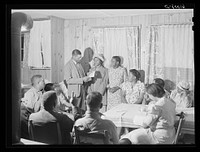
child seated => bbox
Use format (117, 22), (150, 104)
(21, 75), (45, 113)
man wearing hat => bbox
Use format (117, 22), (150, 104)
(170, 81), (193, 108)
(87, 53), (109, 113)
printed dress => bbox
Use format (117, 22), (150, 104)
(107, 66), (127, 110)
(120, 81), (145, 104)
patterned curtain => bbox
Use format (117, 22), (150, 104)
(92, 28), (104, 54)
(91, 27), (140, 70)
(145, 24), (194, 91)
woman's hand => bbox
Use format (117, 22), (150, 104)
(69, 91), (76, 107)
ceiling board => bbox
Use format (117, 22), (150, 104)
(11, 9), (193, 20)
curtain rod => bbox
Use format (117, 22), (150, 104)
(92, 24), (141, 29)
(33, 17), (50, 21)
(150, 22), (193, 26)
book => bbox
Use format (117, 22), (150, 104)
(88, 70), (95, 78)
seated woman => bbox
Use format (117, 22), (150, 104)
(142, 78), (170, 105)
(170, 81), (193, 108)
(119, 83), (176, 144)
(118, 69), (145, 104)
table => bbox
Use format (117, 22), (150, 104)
(102, 104), (195, 135)
(20, 138), (47, 145)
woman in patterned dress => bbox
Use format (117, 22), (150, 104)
(119, 69), (145, 104)
(107, 56), (128, 110)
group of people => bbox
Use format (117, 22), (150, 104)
(20, 47), (194, 144)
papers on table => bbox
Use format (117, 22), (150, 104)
(88, 70), (95, 78)
(133, 115), (145, 126)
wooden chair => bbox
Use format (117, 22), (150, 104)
(28, 120), (62, 144)
(173, 112), (185, 144)
(74, 126), (109, 144)
(138, 70), (145, 83)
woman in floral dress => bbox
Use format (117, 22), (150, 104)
(119, 69), (145, 104)
(107, 56), (128, 110)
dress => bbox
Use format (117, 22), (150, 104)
(120, 81), (145, 104)
(107, 66), (128, 110)
(121, 97), (176, 144)
(87, 66), (109, 113)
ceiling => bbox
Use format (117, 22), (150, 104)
(11, 9), (193, 20)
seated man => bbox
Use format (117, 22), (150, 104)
(170, 81), (193, 108)
(21, 75), (45, 113)
(73, 92), (119, 144)
(29, 91), (74, 144)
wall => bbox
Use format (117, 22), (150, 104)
(21, 67), (51, 84)
(51, 16), (65, 83)
(63, 11), (193, 71)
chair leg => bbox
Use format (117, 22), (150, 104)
(177, 134), (185, 144)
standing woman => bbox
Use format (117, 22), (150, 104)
(119, 83), (176, 144)
(87, 54), (109, 113)
(107, 56), (128, 110)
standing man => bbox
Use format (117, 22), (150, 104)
(64, 49), (91, 115)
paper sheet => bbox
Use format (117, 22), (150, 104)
(88, 71), (95, 77)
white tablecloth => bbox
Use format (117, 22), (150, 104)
(102, 104), (194, 134)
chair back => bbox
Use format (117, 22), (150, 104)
(173, 112), (185, 144)
(138, 70), (145, 83)
(28, 120), (62, 144)
(74, 126), (109, 144)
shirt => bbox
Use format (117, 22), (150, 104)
(120, 81), (145, 104)
(74, 110), (119, 144)
(21, 87), (43, 112)
(29, 109), (74, 144)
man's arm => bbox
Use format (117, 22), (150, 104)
(108, 121), (119, 144)
(64, 63), (84, 84)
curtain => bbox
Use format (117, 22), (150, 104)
(145, 24), (194, 91)
(28, 20), (51, 68)
(92, 27), (140, 70)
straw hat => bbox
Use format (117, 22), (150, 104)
(177, 81), (190, 90)
(93, 53), (105, 62)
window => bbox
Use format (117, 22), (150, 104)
(28, 20), (51, 69)
(21, 34), (24, 62)
(92, 26), (141, 70)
